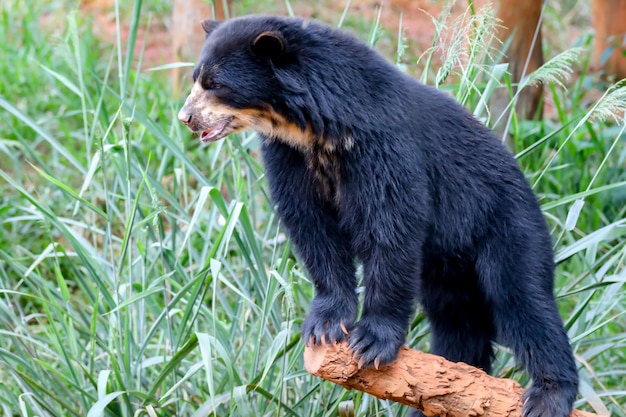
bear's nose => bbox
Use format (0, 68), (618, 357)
(178, 108), (193, 125)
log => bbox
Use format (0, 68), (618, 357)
(304, 342), (597, 417)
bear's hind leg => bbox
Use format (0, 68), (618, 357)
(476, 240), (578, 417)
(407, 257), (495, 417)
(421, 265), (495, 372)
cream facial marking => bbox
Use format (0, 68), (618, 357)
(178, 81), (237, 143)
(178, 81), (317, 148)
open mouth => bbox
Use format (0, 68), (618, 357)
(200, 117), (234, 143)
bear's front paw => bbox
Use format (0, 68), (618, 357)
(301, 295), (356, 346)
(349, 315), (406, 369)
(522, 379), (577, 417)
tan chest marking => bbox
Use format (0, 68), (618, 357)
(237, 107), (316, 151)
(307, 143), (343, 204)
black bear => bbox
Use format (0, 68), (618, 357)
(178, 15), (578, 417)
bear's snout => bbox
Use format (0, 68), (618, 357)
(178, 108), (193, 125)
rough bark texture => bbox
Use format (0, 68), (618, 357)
(592, 0), (626, 79)
(304, 342), (597, 417)
(490, 0), (544, 148)
(171, 0), (232, 97)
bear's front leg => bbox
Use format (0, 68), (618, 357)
(294, 211), (359, 346)
(261, 139), (359, 346)
(295, 216), (359, 346)
(349, 244), (422, 369)
(302, 287), (358, 346)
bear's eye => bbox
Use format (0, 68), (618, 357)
(202, 79), (225, 91)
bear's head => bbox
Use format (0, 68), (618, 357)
(177, 16), (318, 149)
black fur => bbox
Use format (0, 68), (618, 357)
(187, 15), (578, 417)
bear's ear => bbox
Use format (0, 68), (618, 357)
(200, 19), (220, 36)
(252, 31), (286, 60)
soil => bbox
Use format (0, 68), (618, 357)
(78, 0), (174, 66)
(77, 0), (476, 67)
(74, 0), (601, 120)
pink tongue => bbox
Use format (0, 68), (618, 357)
(200, 118), (230, 142)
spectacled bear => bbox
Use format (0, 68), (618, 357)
(178, 15), (578, 417)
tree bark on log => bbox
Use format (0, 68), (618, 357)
(304, 342), (597, 417)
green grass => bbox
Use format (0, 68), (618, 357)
(0, 0), (625, 416)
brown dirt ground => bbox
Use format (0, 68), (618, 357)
(76, 0), (486, 67)
(75, 0), (602, 119)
